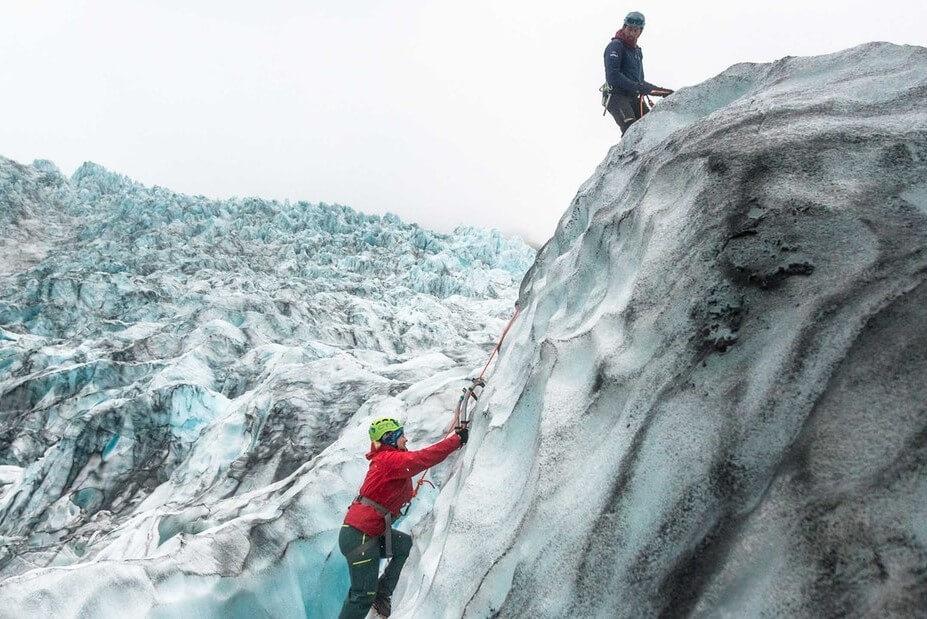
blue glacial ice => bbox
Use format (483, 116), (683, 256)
(0, 150), (533, 616)
(2, 41), (927, 618)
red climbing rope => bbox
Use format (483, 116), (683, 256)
(409, 476), (434, 499)
(477, 304), (522, 381)
(411, 303), (521, 498)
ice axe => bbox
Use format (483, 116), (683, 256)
(457, 376), (485, 430)
(415, 307), (519, 493)
(649, 87), (674, 97)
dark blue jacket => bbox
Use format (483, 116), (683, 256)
(604, 37), (654, 96)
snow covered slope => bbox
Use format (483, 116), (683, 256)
(0, 157), (532, 616)
(396, 42), (927, 617)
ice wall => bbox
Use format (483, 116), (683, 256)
(398, 42), (927, 617)
(2, 41), (925, 618)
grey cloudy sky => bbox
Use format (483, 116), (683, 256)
(2, 1), (924, 245)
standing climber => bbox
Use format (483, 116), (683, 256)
(602, 11), (673, 134)
(338, 417), (468, 618)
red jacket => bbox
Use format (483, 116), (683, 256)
(344, 434), (461, 536)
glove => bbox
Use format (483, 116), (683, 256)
(455, 427), (469, 445)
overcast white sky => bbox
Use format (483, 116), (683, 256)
(2, 1), (924, 245)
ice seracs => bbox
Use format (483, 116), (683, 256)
(0, 154), (533, 616)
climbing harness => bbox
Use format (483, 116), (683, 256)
(356, 495), (395, 557)
(603, 86), (671, 118)
(411, 304), (522, 498)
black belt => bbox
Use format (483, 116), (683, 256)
(357, 496), (394, 557)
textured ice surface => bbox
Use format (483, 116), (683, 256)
(3, 41), (927, 618)
(0, 154), (532, 616)
(396, 42), (927, 617)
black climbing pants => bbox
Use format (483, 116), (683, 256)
(338, 524), (412, 619)
(607, 92), (649, 135)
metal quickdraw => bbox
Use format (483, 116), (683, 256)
(600, 83), (613, 116)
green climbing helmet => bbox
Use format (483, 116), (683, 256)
(369, 417), (403, 442)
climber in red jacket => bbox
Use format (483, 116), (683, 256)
(338, 417), (467, 618)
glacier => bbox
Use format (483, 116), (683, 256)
(0, 155), (533, 616)
(3, 40), (927, 618)
(398, 42), (927, 618)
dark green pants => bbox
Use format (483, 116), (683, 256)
(338, 524), (412, 619)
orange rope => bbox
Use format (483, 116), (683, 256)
(412, 304), (521, 497)
(477, 304), (522, 380)
(410, 477), (434, 498)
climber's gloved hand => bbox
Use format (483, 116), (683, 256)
(455, 426), (469, 445)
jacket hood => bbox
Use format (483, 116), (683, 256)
(365, 443), (404, 460)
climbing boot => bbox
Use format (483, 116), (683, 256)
(372, 592), (391, 617)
